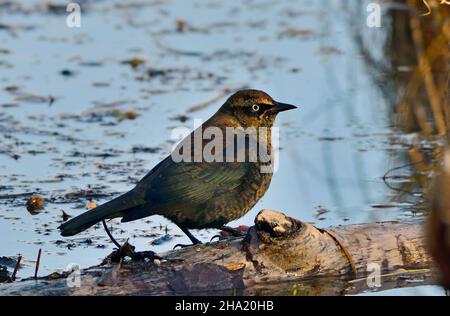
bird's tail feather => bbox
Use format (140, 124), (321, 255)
(58, 191), (142, 236)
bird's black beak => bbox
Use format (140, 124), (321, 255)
(274, 101), (298, 112)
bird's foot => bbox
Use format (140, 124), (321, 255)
(130, 251), (163, 262)
(210, 225), (249, 242)
(173, 240), (202, 250)
(173, 244), (189, 249)
(106, 241), (163, 263)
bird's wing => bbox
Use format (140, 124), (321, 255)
(121, 158), (251, 222)
(149, 160), (250, 204)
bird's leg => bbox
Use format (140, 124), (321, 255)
(173, 225), (202, 249)
(210, 225), (249, 242)
(102, 219), (122, 249)
(102, 220), (163, 263)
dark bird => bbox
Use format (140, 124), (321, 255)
(59, 89), (297, 246)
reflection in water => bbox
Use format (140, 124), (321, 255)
(0, 0), (448, 295)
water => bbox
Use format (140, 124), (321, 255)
(0, 0), (439, 294)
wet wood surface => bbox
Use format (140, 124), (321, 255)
(0, 210), (434, 295)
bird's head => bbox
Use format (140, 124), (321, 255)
(218, 89), (298, 128)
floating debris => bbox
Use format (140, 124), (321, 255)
(278, 28), (315, 39)
(92, 82), (110, 88)
(151, 234), (173, 245)
(14, 94), (55, 106)
(131, 145), (161, 154)
(314, 206), (330, 218)
(317, 46), (343, 56)
(147, 68), (169, 78)
(318, 136), (344, 141)
(26, 194), (45, 214)
(110, 109), (139, 121)
(86, 201), (97, 209)
(79, 61), (103, 67)
(0, 256), (17, 268)
(61, 210), (71, 221)
(80, 239), (93, 245)
(170, 114), (191, 123)
(0, 265), (9, 283)
(46, 3), (69, 15)
(60, 69), (75, 77)
(121, 57), (145, 69)
(176, 18), (185, 32)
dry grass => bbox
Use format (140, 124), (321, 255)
(398, 0), (449, 138)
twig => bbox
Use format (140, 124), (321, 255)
(34, 249), (42, 279)
(10, 255), (22, 282)
(154, 36), (203, 57)
(186, 89), (231, 113)
(185, 88), (249, 113)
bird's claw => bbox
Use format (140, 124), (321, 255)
(173, 243), (193, 249)
(173, 240), (203, 249)
(217, 226), (249, 238)
(210, 234), (236, 242)
(210, 234), (222, 242)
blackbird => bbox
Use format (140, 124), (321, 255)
(59, 89), (297, 245)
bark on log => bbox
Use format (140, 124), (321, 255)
(0, 210), (434, 296)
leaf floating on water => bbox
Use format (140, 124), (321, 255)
(110, 109), (139, 121)
(121, 57), (145, 69)
(26, 194), (45, 215)
(86, 201), (97, 209)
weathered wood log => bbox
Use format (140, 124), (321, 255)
(0, 210), (434, 295)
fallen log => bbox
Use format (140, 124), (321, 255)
(0, 210), (435, 295)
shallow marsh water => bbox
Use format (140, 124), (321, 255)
(0, 0), (443, 295)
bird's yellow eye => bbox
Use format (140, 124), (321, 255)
(251, 104), (260, 112)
